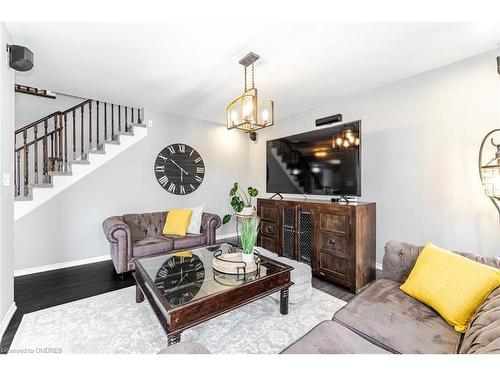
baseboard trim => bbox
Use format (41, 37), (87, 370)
(14, 233), (239, 277)
(14, 255), (112, 277)
(0, 302), (17, 340)
(217, 232), (237, 240)
(376, 262), (383, 271)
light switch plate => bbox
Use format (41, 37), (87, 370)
(147, 120), (153, 127)
(3, 173), (11, 186)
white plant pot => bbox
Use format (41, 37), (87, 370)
(242, 251), (254, 264)
(240, 206), (254, 216)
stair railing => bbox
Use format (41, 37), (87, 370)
(14, 99), (143, 199)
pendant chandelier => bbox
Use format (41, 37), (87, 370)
(479, 128), (500, 215)
(226, 52), (274, 138)
(332, 126), (360, 150)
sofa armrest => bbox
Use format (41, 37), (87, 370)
(382, 241), (423, 283)
(103, 216), (130, 244)
(200, 212), (221, 244)
(103, 216), (133, 273)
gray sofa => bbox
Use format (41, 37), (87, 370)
(102, 211), (221, 274)
(283, 240), (500, 354)
(159, 240), (500, 354)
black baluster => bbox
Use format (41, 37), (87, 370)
(118, 105), (121, 132)
(43, 120), (49, 182)
(23, 130), (29, 197)
(138, 108), (142, 124)
(125, 107), (128, 132)
(16, 151), (21, 196)
(104, 102), (108, 140)
(72, 109), (76, 159)
(132, 108), (135, 124)
(34, 124), (39, 184)
(81, 105), (84, 159)
(96, 101), (100, 149)
(64, 114), (68, 171)
(111, 104), (115, 140)
(89, 101), (92, 150)
(58, 115), (63, 169)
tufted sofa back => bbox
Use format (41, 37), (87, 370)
(382, 241), (500, 354)
(123, 211), (169, 240)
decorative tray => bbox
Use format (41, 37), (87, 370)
(212, 249), (261, 276)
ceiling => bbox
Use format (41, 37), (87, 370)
(6, 22), (500, 124)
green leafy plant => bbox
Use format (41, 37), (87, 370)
(239, 216), (260, 254)
(223, 182), (259, 224)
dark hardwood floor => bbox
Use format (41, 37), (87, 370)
(0, 241), (381, 354)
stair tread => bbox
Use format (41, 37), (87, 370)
(104, 139), (121, 145)
(29, 183), (53, 188)
(69, 159), (90, 165)
(116, 131), (134, 136)
(131, 122), (147, 128)
(48, 171), (72, 176)
(15, 195), (33, 201)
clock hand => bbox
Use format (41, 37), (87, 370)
(169, 159), (189, 175)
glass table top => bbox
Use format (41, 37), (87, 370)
(135, 243), (290, 309)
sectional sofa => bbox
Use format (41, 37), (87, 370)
(159, 240), (500, 354)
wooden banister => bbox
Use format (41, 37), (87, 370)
(13, 97), (143, 198)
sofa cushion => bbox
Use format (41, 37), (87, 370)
(124, 212), (168, 241)
(167, 234), (207, 250)
(132, 236), (173, 257)
(400, 242), (500, 333)
(459, 287), (500, 354)
(334, 279), (460, 353)
(282, 321), (389, 354)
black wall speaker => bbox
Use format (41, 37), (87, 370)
(8, 45), (34, 72)
(316, 114), (342, 127)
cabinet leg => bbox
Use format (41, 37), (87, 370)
(280, 288), (289, 315)
(135, 285), (144, 303)
(168, 333), (181, 346)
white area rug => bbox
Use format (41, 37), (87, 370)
(9, 286), (346, 354)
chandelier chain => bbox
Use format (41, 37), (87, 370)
(252, 63), (255, 89)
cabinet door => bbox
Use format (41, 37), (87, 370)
(257, 199), (280, 255)
(296, 206), (316, 270)
(279, 201), (296, 260)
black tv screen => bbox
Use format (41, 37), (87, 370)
(266, 121), (361, 196)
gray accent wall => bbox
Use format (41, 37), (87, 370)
(14, 110), (250, 270)
(249, 49), (500, 262)
(0, 23), (15, 325)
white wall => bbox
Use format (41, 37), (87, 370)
(249, 50), (500, 262)
(15, 91), (83, 129)
(0, 23), (15, 329)
(14, 110), (250, 270)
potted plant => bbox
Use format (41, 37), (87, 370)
(239, 216), (260, 263)
(222, 182), (259, 224)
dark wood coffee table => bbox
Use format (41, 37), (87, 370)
(132, 243), (293, 345)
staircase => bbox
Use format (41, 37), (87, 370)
(14, 98), (147, 220)
(269, 139), (321, 193)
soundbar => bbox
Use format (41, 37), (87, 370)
(315, 114), (342, 127)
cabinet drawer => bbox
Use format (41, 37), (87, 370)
(260, 236), (278, 253)
(319, 252), (350, 282)
(319, 212), (349, 235)
(260, 205), (278, 221)
(318, 231), (349, 256)
(261, 221), (277, 236)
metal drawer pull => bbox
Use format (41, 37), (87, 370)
(329, 238), (336, 247)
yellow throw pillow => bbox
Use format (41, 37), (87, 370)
(163, 209), (193, 236)
(400, 242), (500, 332)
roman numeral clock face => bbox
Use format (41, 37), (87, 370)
(154, 143), (205, 195)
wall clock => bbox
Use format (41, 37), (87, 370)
(154, 143), (205, 195)
(154, 254), (205, 306)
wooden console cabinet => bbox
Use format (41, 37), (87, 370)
(257, 198), (376, 293)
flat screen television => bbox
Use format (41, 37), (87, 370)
(266, 120), (361, 196)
